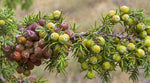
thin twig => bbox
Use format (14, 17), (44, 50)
(72, 26), (105, 38)
(93, 26), (105, 34)
(97, 32), (141, 42)
(73, 32), (88, 37)
(71, 25), (140, 42)
(97, 32), (131, 39)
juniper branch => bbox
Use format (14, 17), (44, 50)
(71, 26), (140, 42)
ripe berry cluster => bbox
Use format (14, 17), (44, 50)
(2, 10), (75, 76)
(3, 20), (49, 76)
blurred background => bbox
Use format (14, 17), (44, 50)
(1, 0), (150, 83)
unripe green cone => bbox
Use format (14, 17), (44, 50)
(145, 36), (150, 40)
(120, 6), (129, 13)
(58, 34), (70, 44)
(108, 10), (116, 16)
(102, 62), (111, 70)
(148, 47), (150, 54)
(87, 71), (95, 79)
(122, 14), (129, 21)
(46, 22), (55, 30)
(86, 39), (94, 48)
(136, 49), (145, 58)
(51, 32), (59, 41)
(64, 34), (70, 40)
(117, 45), (127, 54)
(127, 43), (135, 51)
(113, 54), (121, 62)
(81, 62), (88, 70)
(89, 56), (97, 64)
(0, 20), (5, 26)
(96, 55), (102, 62)
(7, 18), (13, 22)
(49, 13), (54, 19)
(112, 15), (120, 22)
(137, 23), (146, 32)
(39, 31), (46, 38)
(99, 67), (106, 73)
(146, 26), (150, 35)
(113, 37), (119, 43)
(77, 50), (85, 58)
(54, 10), (61, 19)
(109, 65), (115, 71)
(93, 64), (98, 69)
(125, 18), (133, 26)
(82, 39), (88, 46)
(97, 36), (105, 45)
(140, 31), (147, 38)
(145, 39), (150, 47)
(91, 45), (101, 53)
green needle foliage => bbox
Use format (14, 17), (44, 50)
(0, 8), (18, 46)
(0, 8), (17, 36)
(0, 58), (18, 83)
(72, 6), (150, 83)
(1, 6), (150, 83)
